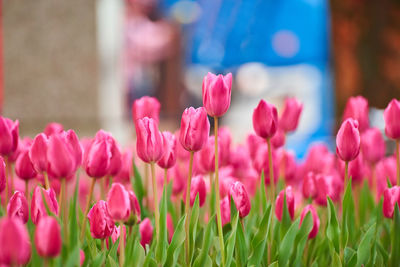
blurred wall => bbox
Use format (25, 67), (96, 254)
(3, 0), (99, 138)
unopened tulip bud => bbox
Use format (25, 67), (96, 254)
(218, 127), (232, 166)
(202, 72), (232, 117)
(87, 200), (115, 239)
(179, 107), (210, 152)
(302, 172), (317, 199)
(300, 205), (320, 239)
(126, 190), (141, 225)
(196, 136), (219, 174)
(384, 99), (400, 139)
(252, 100), (278, 139)
(229, 181), (251, 218)
(34, 216), (62, 258)
(7, 191), (29, 224)
(114, 150), (133, 184)
(0, 116), (19, 156)
(279, 97), (303, 133)
(336, 118), (360, 162)
(135, 117), (164, 163)
(271, 128), (286, 148)
(107, 183), (131, 222)
(29, 133), (48, 173)
(220, 196), (231, 226)
(361, 128), (385, 164)
(275, 186), (295, 221)
(15, 149), (37, 180)
(84, 130), (113, 178)
(31, 186), (59, 224)
(139, 218), (153, 248)
(383, 186), (400, 218)
(343, 96), (369, 132)
(132, 96), (161, 124)
(44, 122), (64, 137)
(157, 131), (177, 169)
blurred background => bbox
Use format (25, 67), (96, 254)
(2, 0), (399, 157)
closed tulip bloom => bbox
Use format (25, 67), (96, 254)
(35, 216), (62, 258)
(383, 186), (400, 218)
(132, 96), (161, 124)
(314, 174), (342, 206)
(361, 128), (385, 164)
(44, 122), (64, 137)
(84, 130), (113, 178)
(275, 186), (295, 221)
(7, 191), (29, 224)
(158, 131), (177, 169)
(302, 172), (317, 199)
(202, 72), (232, 117)
(29, 133), (48, 173)
(271, 128), (286, 148)
(136, 117), (165, 163)
(179, 107), (210, 152)
(0, 217), (31, 265)
(108, 138), (122, 176)
(139, 218), (153, 248)
(188, 175), (206, 207)
(300, 205), (320, 239)
(303, 143), (335, 175)
(31, 186), (59, 224)
(126, 190), (141, 225)
(87, 200), (115, 239)
(229, 181), (251, 218)
(252, 100), (278, 139)
(15, 149), (37, 180)
(107, 183), (131, 221)
(343, 96), (369, 132)
(277, 149), (297, 183)
(280, 98), (303, 133)
(336, 118), (360, 162)
(0, 156), (5, 193)
(220, 196), (231, 226)
(384, 99), (400, 139)
(0, 117), (19, 156)
(376, 157), (397, 198)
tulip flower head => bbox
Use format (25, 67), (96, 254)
(157, 131), (177, 169)
(252, 100), (278, 139)
(202, 72), (232, 117)
(87, 200), (115, 239)
(179, 107), (210, 152)
(229, 181), (251, 218)
(384, 99), (400, 140)
(7, 191), (29, 224)
(83, 130), (113, 178)
(220, 196), (231, 226)
(279, 97), (303, 133)
(188, 175), (206, 207)
(126, 190), (141, 225)
(107, 183), (131, 222)
(139, 218), (154, 248)
(15, 149), (37, 180)
(275, 186), (295, 221)
(300, 205), (320, 239)
(34, 216), (62, 258)
(0, 116), (19, 156)
(336, 118), (360, 162)
(44, 122), (64, 137)
(302, 172), (317, 200)
(361, 127), (385, 164)
(29, 133), (48, 173)
(136, 117), (165, 163)
(0, 156), (6, 193)
(31, 186), (59, 224)
(383, 186), (400, 218)
(132, 96), (161, 124)
(342, 96), (369, 132)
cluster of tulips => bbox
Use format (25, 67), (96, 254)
(1, 72), (400, 266)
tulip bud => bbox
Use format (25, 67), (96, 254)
(7, 191), (29, 224)
(314, 174), (341, 206)
(0, 117), (19, 157)
(271, 128), (286, 148)
(276, 149), (297, 183)
(346, 153), (365, 184)
(279, 97), (303, 133)
(114, 150), (133, 184)
(383, 186), (400, 218)
(31, 186), (59, 224)
(84, 130), (113, 178)
(361, 128), (385, 164)
(246, 134), (265, 161)
(35, 216), (62, 258)
(336, 118), (360, 162)
(202, 72), (232, 117)
(179, 107), (210, 152)
(303, 143), (335, 175)
(139, 218), (153, 248)
(229, 181), (251, 218)
(342, 96), (369, 132)
(15, 149), (37, 180)
(157, 131), (177, 169)
(132, 96), (161, 124)
(252, 100), (278, 139)
(44, 122), (64, 137)
(29, 133), (48, 173)
(188, 175), (206, 207)
(126, 190), (141, 225)
(0, 156), (6, 193)
(300, 205), (320, 239)
(107, 183), (131, 222)
(87, 200), (115, 239)
(302, 172), (317, 199)
(384, 99), (400, 139)
(0, 217), (31, 265)
(220, 196), (231, 226)
(275, 186), (295, 221)
(136, 117), (165, 163)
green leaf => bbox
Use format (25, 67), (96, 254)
(235, 218), (247, 267)
(268, 261), (279, 267)
(193, 215), (216, 267)
(132, 161), (145, 218)
(326, 197), (340, 254)
(155, 187), (168, 265)
(225, 212), (239, 267)
(280, 193), (292, 239)
(64, 246), (80, 267)
(278, 218), (300, 266)
(342, 180), (355, 249)
(389, 204), (400, 267)
(356, 223), (376, 266)
(68, 175), (80, 256)
(107, 255), (119, 267)
(165, 215), (186, 266)
(344, 247), (357, 267)
(292, 212), (313, 266)
(189, 195), (200, 263)
(91, 251), (106, 267)
(130, 238), (145, 267)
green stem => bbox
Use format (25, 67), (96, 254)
(185, 151), (194, 265)
(25, 180), (29, 203)
(43, 171), (50, 190)
(150, 162), (159, 243)
(266, 138), (275, 201)
(344, 161), (349, 188)
(119, 223), (125, 267)
(214, 116), (226, 267)
(80, 178), (96, 241)
(164, 168), (168, 189)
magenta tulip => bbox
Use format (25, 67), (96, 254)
(35, 216), (62, 258)
(246, 133), (265, 161)
(157, 131), (177, 169)
(252, 99), (278, 139)
(44, 122), (64, 137)
(202, 72), (232, 117)
(179, 107), (210, 152)
(300, 205), (320, 239)
(303, 143), (335, 175)
(361, 128), (385, 164)
(220, 196), (231, 226)
(87, 200), (115, 239)
(0, 116), (19, 156)
(132, 96), (161, 124)
(275, 186), (295, 221)
(80, 250), (85, 266)
(271, 128), (286, 148)
(29, 133), (48, 173)
(383, 186), (400, 218)
(253, 143), (278, 185)
(107, 183), (131, 222)
(7, 191), (29, 224)
(384, 99), (400, 139)
(83, 130), (113, 178)
(302, 172), (317, 199)
(31, 186), (59, 224)
(229, 181), (251, 218)
(196, 136), (219, 174)
(126, 190), (141, 225)
(139, 218), (154, 248)
(106, 225), (127, 251)
(15, 149), (37, 180)
(342, 96), (369, 132)
(336, 118), (360, 162)
(136, 117), (165, 163)
(279, 97), (303, 133)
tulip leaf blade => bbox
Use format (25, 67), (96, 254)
(189, 195), (200, 263)
(193, 214), (215, 267)
(291, 212), (313, 266)
(356, 222), (376, 266)
(132, 161), (145, 218)
(155, 187), (168, 265)
(225, 212), (239, 267)
(389, 203), (400, 266)
(278, 218), (300, 267)
(165, 215), (186, 266)
(326, 197), (340, 254)
(235, 217), (247, 267)
(91, 251), (106, 267)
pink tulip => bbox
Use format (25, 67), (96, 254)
(219, 174), (235, 198)
(108, 138), (122, 176)
(139, 218), (153, 248)
(253, 143), (278, 185)
(44, 122), (64, 137)
(220, 196), (231, 226)
(167, 214), (174, 243)
(271, 128), (286, 148)
(336, 118), (360, 162)
(157, 131), (177, 169)
(132, 96), (161, 124)
(170, 164), (186, 195)
(202, 72), (232, 117)
(246, 134), (265, 161)
(80, 250), (85, 266)
(314, 174), (342, 206)
(179, 107), (210, 152)
(107, 183), (131, 222)
(0, 116), (19, 156)
(126, 190), (141, 225)
(83, 130), (113, 178)
(361, 128), (385, 164)
(275, 186), (295, 221)
(136, 117), (165, 163)
(376, 157), (397, 197)
(300, 205), (320, 239)
(15, 149), (37, 180)
(35, 216), (62, 258)
(384, 99), (400, 139)
(229, 181), (251, 218)
(196, 136), (219, 174)
(346, 153), (365, 184)
(342, 96), (369, 132)
(230, 145), (252, 179)
(302, 143), (335, 175)
(7, 191), (29, 224)
(252, 100), (278, 139)
(87, 200), (115, 239)
(0, 156), (5, 193)
(0, 217), (31, 265)
(31, 186), (59, 224)
(302, 172), (317, 199)
(383, 186), (400, 218)
(106, 225), (126, 251)
(29, 133), (48, 173)
(279, 97), (303, 133)
(218, 127), (232, 166)
(187, 175), (206, 207)
(277, 149), (297, 183)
